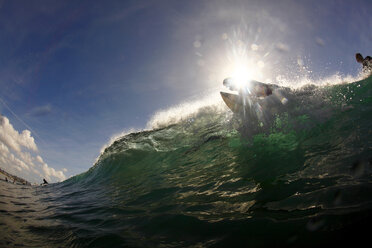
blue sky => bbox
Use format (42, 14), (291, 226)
(0, 0), (371, 182)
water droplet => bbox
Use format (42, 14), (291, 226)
(193, 40), (201, 48)
(333, 190), (342, 206)
(251, 44), (259, 51)
(351, 160), (364, 177)
(306, 218), (325, 231)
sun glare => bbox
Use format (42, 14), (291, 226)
(223, 56), (263, 90)
(213, 34), (267, 90)
(231, 64), (253, 89)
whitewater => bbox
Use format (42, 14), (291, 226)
(1, 75), (372, 247)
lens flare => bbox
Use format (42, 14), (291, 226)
(225, 55), (263, 91)
(231, 63), (253, 89)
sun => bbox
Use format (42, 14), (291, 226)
(223, 56), (263, 90)
(213, 38), (266, 90)
(231, 63), (254, 89)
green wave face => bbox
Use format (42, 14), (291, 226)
(59, 76), (372, 247)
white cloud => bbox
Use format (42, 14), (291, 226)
(36, 155), (44, 163)
(0, 114), (66, 183)
(0, 115), (37, 152)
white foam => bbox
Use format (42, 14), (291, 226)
(94, 92), (228, 165)
(146, 92), (226, 129)
(275, 72), (365, 89)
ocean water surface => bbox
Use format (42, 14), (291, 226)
(1, 76), (372, 247)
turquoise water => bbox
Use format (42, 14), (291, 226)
(1, 77), (372, 247)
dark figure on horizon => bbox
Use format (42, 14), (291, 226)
(41, 178), (49, 185)
(356, 53), (372, 73)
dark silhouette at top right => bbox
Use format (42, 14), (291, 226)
(356, 53), (372, 74)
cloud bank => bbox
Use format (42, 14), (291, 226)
(0, 114), (66, 183)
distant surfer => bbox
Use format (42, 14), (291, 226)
(356, 53), (372, 73)
(41, 178), (49, 185)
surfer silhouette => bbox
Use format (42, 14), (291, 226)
(223, 77), (273, 97)
(356, 53), (372, 73)
(41, 178), (49, 185)
(253, 83), (272, 97)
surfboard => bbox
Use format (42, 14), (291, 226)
(220, 79), (279, 113)
(220, 91), (244, 113)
